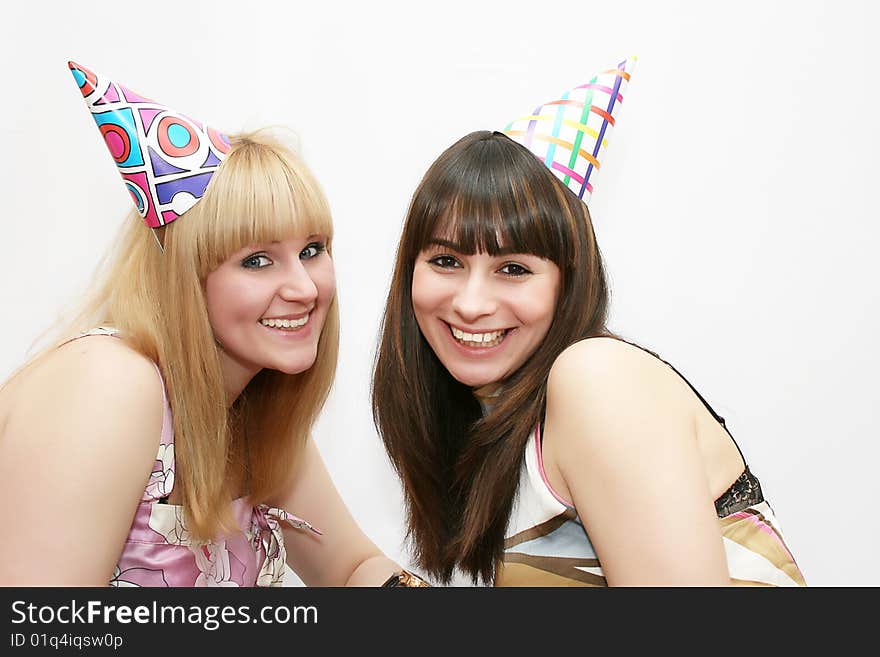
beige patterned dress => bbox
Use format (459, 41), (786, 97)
(497, 348), (806, 587)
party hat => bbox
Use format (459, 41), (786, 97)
(502, 56), (636, 204)
(68, 60), (232, 227)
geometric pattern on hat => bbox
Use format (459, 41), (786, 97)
(68, 60), (231, 227)
(502, 56), (636, 205)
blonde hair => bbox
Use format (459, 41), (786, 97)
(6, 128), (339, 540)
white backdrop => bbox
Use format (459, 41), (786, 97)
(1, 0), (876, 586)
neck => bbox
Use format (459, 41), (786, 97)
(218, 349), (260, 406)
(472, 382), (502, 414)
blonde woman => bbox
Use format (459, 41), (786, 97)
(0, 61), (424, 587)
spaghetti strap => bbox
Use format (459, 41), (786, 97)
(58, 326), (120, 346)
(587, 336), (749, 466)
(59, 326), (175, 501)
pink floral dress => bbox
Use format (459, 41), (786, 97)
(71, 329), (319, 587)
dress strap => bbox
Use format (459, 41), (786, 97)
(606, 336), (748, 467)
(252, 505), (322, 587)
(60, 327), (175, 501)
(58, 326), (120, 345)
(613, 338), (766, 516)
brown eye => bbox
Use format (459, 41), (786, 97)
(499, 263), (531, 277)
(429, 255), (460, 268)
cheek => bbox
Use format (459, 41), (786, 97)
(204, 271), (232, 324)
(536, 291), (558, 326)
(534, 270), (562, 327)
(411, 266), (445, 316)
(313, 261), (337, 302)
(205, 272), (267, 323)
(516, 280), (560, 331)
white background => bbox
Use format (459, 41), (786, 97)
(1, 0), (876, 586)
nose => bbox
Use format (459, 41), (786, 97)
(451, 271), (497, 322)
(278, 259), (318, 306)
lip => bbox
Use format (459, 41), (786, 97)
(259, 314), (314, 339)
(447, 322), (511, 336)
(443, 321), (513, 358)
(261, 311), (311, 321)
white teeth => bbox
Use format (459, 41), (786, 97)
(260, 315), (309, 330)
(450, 326), (507, 347)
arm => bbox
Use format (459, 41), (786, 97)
(0, 336), (164, 585)
(268, 436), (404, 586)
(542, 338), (730, 586)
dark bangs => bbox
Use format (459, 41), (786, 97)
(405, 131), (579, 268)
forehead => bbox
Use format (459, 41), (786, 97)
(230, 233), (324, 252)
(424, 235), (520, 256)
(422, 214), (511, 256)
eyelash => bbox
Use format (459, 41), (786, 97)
(241, 254), (272, 269)
(428, 255), (460, 269)
(240, 242), (327, 269)
(499, 263), (531, 277)
(427, 254), (532, 277)
(300, 241), (327, 260)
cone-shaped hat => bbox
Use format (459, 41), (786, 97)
(68, 60), (231, 227)
(502, 56), (636, 204)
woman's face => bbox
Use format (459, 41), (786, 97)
(411, 238), (561, 388)
(205, 234), (335, 384)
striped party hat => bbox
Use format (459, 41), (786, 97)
(502, 56), (636, 204)
(68, 60), (232, 228)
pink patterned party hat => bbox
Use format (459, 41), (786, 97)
(68, 60), (232, 227)
(502, 56), (636, 204)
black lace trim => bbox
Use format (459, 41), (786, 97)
(714, 466), (764, 518)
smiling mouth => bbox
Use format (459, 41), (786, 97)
(260, 315), (309, 331)
(448, 324), (510, 348)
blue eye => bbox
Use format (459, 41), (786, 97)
(428, 255), (460, 268)
(300, 242), (327, 260)
(499, 263), (531, 277)
(241, 254), (272, 269)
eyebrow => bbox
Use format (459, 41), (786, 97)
(426, 238), (519, 256)
(269, 234), (322, 245)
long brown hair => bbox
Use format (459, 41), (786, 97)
(372, 131), (611, 583)
(4, 128), (339, 541)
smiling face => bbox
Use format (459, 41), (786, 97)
(205, 234), (336, 392)
(412, 239), (561, 387)
(383, 131), (609, 402)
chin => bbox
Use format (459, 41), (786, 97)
(448, 368), (502, 388)
(272, 353), (319, 375)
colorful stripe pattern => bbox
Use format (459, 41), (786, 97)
(502, 56), (636, 204)
(68, 61), (231, 227)
(495, 426), (807, 587)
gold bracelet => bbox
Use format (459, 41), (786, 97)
(381, 569), (431, 587)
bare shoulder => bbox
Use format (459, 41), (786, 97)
(2, 333), (164, 509)
(41, 334), (160, 394)
(546, 337), (694, 448)
(548, 337), (674, 398)
(8, 334), (164, 444)
(56, 334), (159, 380)
(0, 336), (166, 584)
(543, 338), (732, 585)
